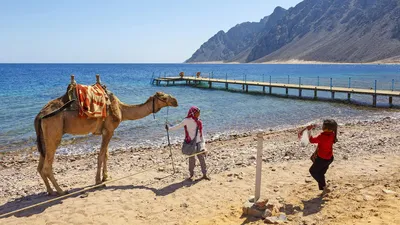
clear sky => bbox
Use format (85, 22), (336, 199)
(0, 0), (303, 63)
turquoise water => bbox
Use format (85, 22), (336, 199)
(0, 63), (399, 154)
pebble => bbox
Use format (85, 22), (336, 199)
(180, 203), (189, 208)
(382, 189), (396, 194)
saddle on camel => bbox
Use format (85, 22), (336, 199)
(65, 75), (117, 135)
(34, 74), (178, 195)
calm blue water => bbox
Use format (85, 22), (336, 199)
(1, 63), (400, 154)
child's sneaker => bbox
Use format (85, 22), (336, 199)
(202, 174), (211, 181)
(322, 186), (331, 195)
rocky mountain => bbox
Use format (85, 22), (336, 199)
(185, 7), (287, 63)
(186, 0), (400, 63)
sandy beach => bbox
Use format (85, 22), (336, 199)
(1, 117), (400, 225)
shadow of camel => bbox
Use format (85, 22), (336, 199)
(0, 185), (100, 219)
(0, 178), (204, 219)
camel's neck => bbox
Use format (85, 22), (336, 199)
(120, 98), (154, 121)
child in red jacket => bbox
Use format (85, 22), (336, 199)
(300, 119), (338, 193)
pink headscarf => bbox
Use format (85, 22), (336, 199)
(184, 106), (203, 142)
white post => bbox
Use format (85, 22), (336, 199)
(255, 132), (263, 202)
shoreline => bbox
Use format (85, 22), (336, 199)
(1, 110), (400, 157)
(1, 114), (399, 175)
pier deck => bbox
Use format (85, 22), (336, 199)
(153, 76), (400, 107)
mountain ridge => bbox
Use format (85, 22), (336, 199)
(186, 0), (400, 64)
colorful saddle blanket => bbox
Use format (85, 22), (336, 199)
(75, 83), (109, 118)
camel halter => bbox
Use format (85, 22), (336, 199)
(152, 95), (168, 119)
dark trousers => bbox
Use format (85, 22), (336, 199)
(189, 153), (207, 176)
(309, 156), (334, 190)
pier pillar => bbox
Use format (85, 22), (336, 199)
(285, 88), (289, 97)
(389, 96), (393, 108)
(331, 92), (335, 99)
(209, 81), (212, 88)
(373, 95), (377, 107)
(246, 85), (248, 93)
(242, 84), (245, 91)
(347, 93), (351, 101)
(167, 81), (169, 86)
(269, 87), (272, 94)
(314, 89), (317, 100)
(225, 83), (228, 90)
(262, 86), (265, 94)
(299, 89), (302, 98)
(173, 81), (175, 85)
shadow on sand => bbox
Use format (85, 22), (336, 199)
(239, 194), (325, 224)
(283, 194), (326, 216)
(0, 185), (98, 219)
(107, 177), (203, 196)
(0, 178), (204, 219)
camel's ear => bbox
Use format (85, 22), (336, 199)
(156, 92), (169, 99)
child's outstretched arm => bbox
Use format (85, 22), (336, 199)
(166, 119), (187, 131)
(298, 124), (316, 139)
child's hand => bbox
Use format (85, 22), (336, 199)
(298, 127), (307, 139)
(307, 124), (316, 130)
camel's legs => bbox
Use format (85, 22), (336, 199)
(102, 149), (110, 182)
(37, 155), (55, 195)
(41, 125), (66, 195)
(42, 147), (66, 195)
(96, 131), (113, 184)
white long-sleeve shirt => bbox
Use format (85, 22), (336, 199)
(169, 118), (205, 145)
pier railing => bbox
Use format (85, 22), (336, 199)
(153, 73), (400, 107)
(155, 72), (400, 91)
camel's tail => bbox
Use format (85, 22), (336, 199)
(36, 100), (75, 157)
(36, 118), (45, 157)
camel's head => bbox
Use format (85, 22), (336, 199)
(153, 92), (178, 109)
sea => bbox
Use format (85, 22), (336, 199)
(0, 63), (399, 155)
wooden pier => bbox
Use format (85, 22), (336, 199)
(153, 76), (400, 107)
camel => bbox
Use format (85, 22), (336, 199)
(34, 82), (178, 195)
